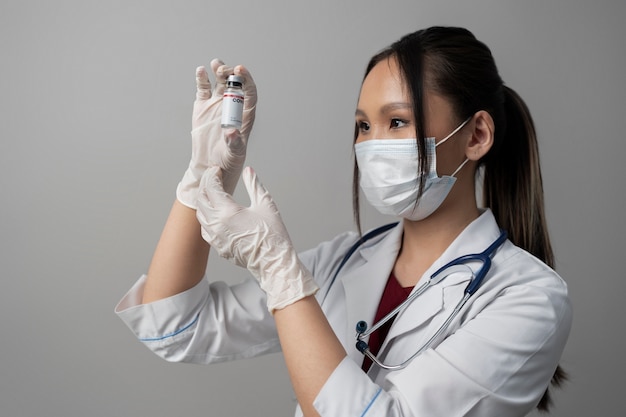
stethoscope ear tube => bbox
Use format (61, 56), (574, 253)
(356, 321), (368, 334)
(356, 340), (368, 353)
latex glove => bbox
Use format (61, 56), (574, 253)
(196, 166), (319, 313)
(176, 59), (257, 208)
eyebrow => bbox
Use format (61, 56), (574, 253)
(355, 102), (412, 117)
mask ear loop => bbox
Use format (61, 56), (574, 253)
(435, 116), (472, 147)
(450, 157), (470, 177)
(435, 116), (473, 178)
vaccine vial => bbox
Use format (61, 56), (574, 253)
(221, 75), (245, 129)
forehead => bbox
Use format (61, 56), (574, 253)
(357, 57), (456, 122)
(358, 57), (410, 105)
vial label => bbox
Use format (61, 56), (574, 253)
(221, 92), (244, 129)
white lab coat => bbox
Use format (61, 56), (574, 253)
(115, 209), (572, 416)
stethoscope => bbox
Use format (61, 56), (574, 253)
(323, 223), (508, 371)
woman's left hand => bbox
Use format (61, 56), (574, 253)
(196, 166), (318, 313)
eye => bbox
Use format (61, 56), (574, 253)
(390, 118), (409, 129)
(357, 120), (370, 133)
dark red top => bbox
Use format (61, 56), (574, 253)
(361, 272), (414, 372)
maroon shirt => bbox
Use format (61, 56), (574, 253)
(362, 272), (414, 372)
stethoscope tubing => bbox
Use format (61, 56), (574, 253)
(357, 292), (472, 371)
(356, 229), (508, 371)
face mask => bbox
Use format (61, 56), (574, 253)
(354, 118), (470, 221)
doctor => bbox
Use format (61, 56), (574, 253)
(116, 27), (572, 416)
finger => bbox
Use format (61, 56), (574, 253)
(195, 66), (211, 100)
(199, 166), (240, 212)
(242, 166), (274, 210)
(234, 65), (258, 108)
(209, 58), (225, 75)
(211, 58), (234, 96)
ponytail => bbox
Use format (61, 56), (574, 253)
(483, 85), (566, 411)
(483, 86), (554, 267)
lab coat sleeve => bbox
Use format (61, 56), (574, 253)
(114, 230), (360, 364)
(314, 357), (412, 416)
(313, 250), (572, 416)
(115, 275), (280, 363)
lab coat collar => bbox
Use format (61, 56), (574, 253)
(382, 209), (502, 352)
(340, 221), (403, 364)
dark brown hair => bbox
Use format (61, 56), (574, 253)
(352, 26), (565, 412)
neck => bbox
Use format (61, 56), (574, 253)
(393, 201), (480, 287)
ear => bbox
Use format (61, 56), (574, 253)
(466, 111), (495, 161)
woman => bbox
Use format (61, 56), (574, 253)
(116, 27), (572, 416)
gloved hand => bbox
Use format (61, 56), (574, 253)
(176, 59), (257, 208)
(196, 166), (319, 313)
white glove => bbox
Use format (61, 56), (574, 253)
(196, 166), (319, 313)
(177, 59), (257, 208)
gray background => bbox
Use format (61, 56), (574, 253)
(1, 0), (624, 416)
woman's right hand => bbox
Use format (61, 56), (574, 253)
(177, 59), (257, 208)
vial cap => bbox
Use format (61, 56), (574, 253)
(226, 74), (244, 87)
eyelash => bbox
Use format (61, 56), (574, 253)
(357, 118), (409, 133)
(390, 118), (408, 129)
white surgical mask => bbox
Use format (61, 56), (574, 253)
(355, 118), (470, 221)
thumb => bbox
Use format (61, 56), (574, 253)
(242, 167), (274, 210)
(234, 65), (257, 108)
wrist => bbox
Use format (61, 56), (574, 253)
(263, 262), (319, 314)
(177, 171), (201, 209)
